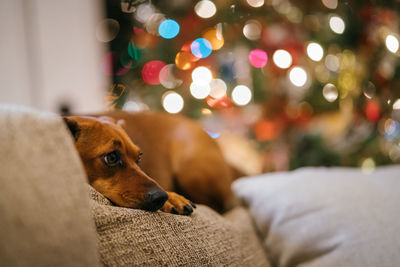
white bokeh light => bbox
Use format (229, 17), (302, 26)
(289, 67), (308, 87)
(321, 0), (338, 9)
(329, 15), (345, 34)
(243, 20), (262, 40)
(135, 4), (155, 23)
(307, 42), (324, 62)
(272, 49), (292, 69)
(247, 0), (264, 8)
(209, 79), (227, 98)
(190, 81), (211, 99)
(386, 34), (399, 54)
(393, 99), (400, 110)
(192, 66), (213, 83)
(194, 0), (217, 19)
(232, 85), (252, 106)
(325, 54), (340, 72)
(322, 83), (338, 102)
(162, 91), (184, 113)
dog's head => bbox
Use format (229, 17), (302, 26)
(63, 116), (168, 211)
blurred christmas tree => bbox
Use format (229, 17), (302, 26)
(99, 0), (400, 172)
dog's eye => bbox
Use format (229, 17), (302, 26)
(136, 152), (143, 164)
(102, 151), (121, 167)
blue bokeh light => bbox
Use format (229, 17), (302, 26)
(191, 38), (212, 58)
(158, 19), (180, 39)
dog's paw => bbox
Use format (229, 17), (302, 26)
(161, 192), (196, 216)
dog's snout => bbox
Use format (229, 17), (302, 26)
(145, 189), (168, 211)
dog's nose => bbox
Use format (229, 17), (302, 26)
(145, 189), (168, 211)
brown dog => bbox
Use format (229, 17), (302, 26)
(64, 110), (233, 215)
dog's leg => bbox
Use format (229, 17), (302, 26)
(161, 192), (196, 215)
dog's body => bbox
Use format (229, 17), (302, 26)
(64, 110), (233, 215)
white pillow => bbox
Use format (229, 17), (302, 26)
(233, 166), (400, 267)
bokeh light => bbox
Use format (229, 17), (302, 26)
(202, 28), (224, 50)
(384, 119), (400, 141)
(190, 81), (211, 99)
(249, 49), (268, 68)
(322, 83), (338, 102)
(363, 81), (376, 99)
(247, 0), (264, 8)
(272, 49), (292, 69)
(366, 100), (380, 122)
(96, 19), (120, 43)
(361, 157), (375, 174)
(321, 0), (338, 9)
(385, 34), (399, 54)
(192, 66), (213, 83)
(162, 91), (184, 113)
(191, 38), (213, 58)
(325, 54), (340, 72)
(159, 64), (182, 89)
(175, 51), (196, 70)
(289, 66), (308, 87)
(142, 60), (166, 85)
(232, 85), (252, 106)
(329, 15), (345, 34)
(209, 79), (227, 99)
(393, 99), (400, 110)
(194, 0), (217, 19)
(243, 20), (262, 41)
(145, 13), (165, 35)
(307, 42), (324, 61)
(158, 19), (180, 39)
(135, 4), (155, 23)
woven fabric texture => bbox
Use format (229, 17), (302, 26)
(90, 186), (270, 267)
(0, 105), (100, 267)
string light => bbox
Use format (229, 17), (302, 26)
(162, 91), (184, 113)
(158, 19), (180, 39)
(325, 54), (340, 72)
(190, 81), (211, 99)
(142, 60), (166, 85)
(321, 0), (338, 9)
(202, 28), (224, 50)
(272, 49), (292, 69)
(247, 0), (264, 8)
(191, 38), (212, 58)
(361, 158), (375, 174)
(249, 49), (268, 68)
(232, 85), (252, 106)
(385, 34), (399, 53)
(289, 67), (308, 87)
(329, 15), (345, 34)
(243, 20), (262, 41)
(307, 42), (324, 62)
(322, 83), (338, 102)
(194, 0), (217, 19)
(192, 66), (213, 83)
(393, 99), (400, 110)
(209, 79), (227, 98)
(159, 64), (182, 89)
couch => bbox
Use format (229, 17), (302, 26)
(1, 105), (399, 267)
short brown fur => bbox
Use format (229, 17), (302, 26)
(64, 111), (233, 215)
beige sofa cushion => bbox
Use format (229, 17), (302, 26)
(0, 105), (100, 266)
(233, 166), (400, 267)
(90, 186), (270, 267)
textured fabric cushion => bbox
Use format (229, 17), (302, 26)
(233, 166), (400, 267)
(0, 105), (100, 267)
(89, 186), (270, 267)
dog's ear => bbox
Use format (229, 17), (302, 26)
(117, 119), (126, 128)
(63, 117), (81, 141)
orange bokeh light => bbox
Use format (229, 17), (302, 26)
(175, 51), (198, 70)
(202, 28), (224, 50)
